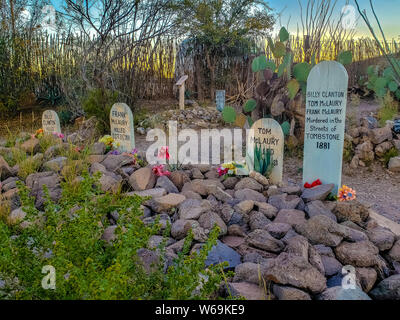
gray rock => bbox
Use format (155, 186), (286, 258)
(273, 284), (311, 300)
(301, 184), (334, 202)
(0, 156), (13, 180)
(234, 263), (268, 284)
(317, 286), (371, 300)
(295, 215), (349, 247)
(222, 177), (239, 189)
(369, 125), (392, 144)
(356, 267), (377, 293)
(128, 167), (156, 191)
(234, 200), (254, 215)
(190, 179), (225, 196)
(388, 240), (400, 263)
(204, 240), (241, 269)
(334, 241), (380, 267)
(136, 248), (163, 274)
(366, 227), (396, 252)
(101, 154), (133, 171)
(274, 209), (306, 228)
(305, 200), (337, 222)
(178, 199), (210, 220)
(171, 219), (198, 240)
(91, 142), (106, 155)
(249, 211), (271, 231)
(229, 282), (267, 300)
(254, 202), (278, 219)
(234, 189), (266, 202)
(388, 157), (400, 173)
(246, 229), (285, 253)
(262, 252), (327, 294)
(370, 275), (400, 300)
(43, 157), (67, 172)
(265, 223), (292, 239)
(268, 193), (301, 210)
(155, 176), (179, 194)
(198, 211), (227, 235)
(234, 177), (263, 192)
(333, 200), (369, 225)
(149, 193), (186, 214)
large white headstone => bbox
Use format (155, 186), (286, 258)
(246, 118), (284, 184)
(110, 103), (135, 152)
(42, 110), (61, 134)
(303, 61), (348, 194)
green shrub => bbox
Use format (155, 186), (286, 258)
(383, 148), (399, 166)
(0, 173), (227, 300)
(82, 89), (119, 134)
(378, 92), (399, 127)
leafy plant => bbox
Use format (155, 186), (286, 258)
(0, 173), (227, 300)
(222, 26), (352, 136)
(377, 91), (399, 126)
(253, 144), (274, 176)
(82, 89), (119, 134)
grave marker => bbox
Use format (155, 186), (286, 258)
(216, 90), (225, 112)
(176, 75), (188, 110)
(42, 110), (61, 134)
(110, 103), (135, 152)
(302, 61), (348, 194)
(246, 118), (284, 184)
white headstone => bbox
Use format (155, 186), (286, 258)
(110, 103), (135, 152)
(303, 61), (348, 194)
(246, 118), (284, 184)
(42, 110), (61, 134)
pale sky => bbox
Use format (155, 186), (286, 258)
(268, 0), (400, 40)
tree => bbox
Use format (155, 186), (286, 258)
(176, 0), (275, 99)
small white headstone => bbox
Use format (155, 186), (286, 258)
(110, 103), (135, 152)
(302, 61), (349, 194)
(42, 110), (61, 134)
(246, 118), (284, 184)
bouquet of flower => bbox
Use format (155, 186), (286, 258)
(99, 135), (120, 153)
(33, 128), (44, 139)
(338, 185), (356, 202)
(218, 161), (249, 178)
(53, 132), (65, 140)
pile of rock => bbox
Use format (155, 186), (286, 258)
(347, 118), (400, 172)
(138, 106), (224, 133)
(1, 135), (400, 300)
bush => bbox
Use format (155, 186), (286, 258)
(82, 89), (119, 134)
(0, 173), (228, 300)
(378, 92), (399, 127)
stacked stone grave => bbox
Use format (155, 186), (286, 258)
(2, 134), (399, 300)
(347, 117), (400, 172)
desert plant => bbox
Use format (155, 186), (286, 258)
(222, 27), (352, 139)
(82, 89), (119, 134)
(253, 144), (274, 177)
(0, 172), (228, 300)
(377, 92), (399, 126)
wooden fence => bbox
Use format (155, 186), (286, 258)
(2, 32), (399, 107)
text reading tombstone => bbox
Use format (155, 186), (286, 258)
(303, 61), (348, 194)
(246, 118), (284, 184)
(42, 110), (61, 134)
(110, 103), (135, 152)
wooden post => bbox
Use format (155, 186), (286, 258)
(176, 75), (188, 110)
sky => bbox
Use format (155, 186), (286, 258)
(268, 0), (400, 40)
(48, 0), (399, 40)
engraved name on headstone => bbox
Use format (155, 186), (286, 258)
(246, 118), (284, 184)
(42, 110), (61, 134)
(303, 61), (349, 194)
(110, 103), (135, 152)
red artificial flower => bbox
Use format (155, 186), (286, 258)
(304, 179), (322, 189)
